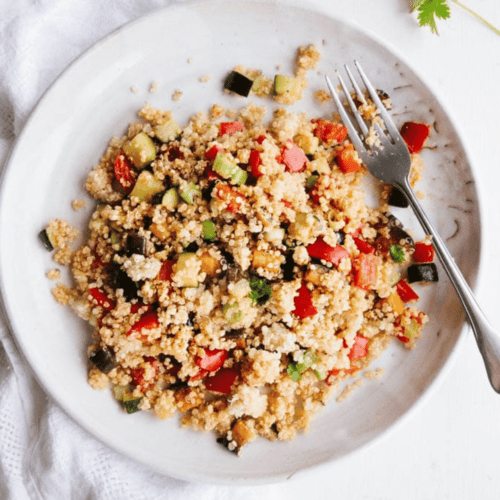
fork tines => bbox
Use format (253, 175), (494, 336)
(325, 61), (400, 156)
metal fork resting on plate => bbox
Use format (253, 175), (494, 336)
(326, 62), (500, 393)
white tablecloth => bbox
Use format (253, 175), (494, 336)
(2, 0), (500, 499)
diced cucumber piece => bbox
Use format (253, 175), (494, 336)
(176, 253), (199, 288)
(123, 132), (156, 168)
(129, 171), (164, 202)
(179, 182), (201, 205)
(213, 152), (247, 185)
(113, 385), (142, 414)
(202, 220), (216, 241)
(162, 187), (180, 210)
(153, 119), (180, 143)
(404, 319), (419, 339)
(294, 134), (319, 155)
(274, 74), (300, 98)
(309, 156), (330, 174)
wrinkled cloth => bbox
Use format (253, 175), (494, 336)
(0, 1), (283, 498)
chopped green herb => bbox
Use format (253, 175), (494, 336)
(296, 350), (317, 373)
(306, 175), (319, 189)
(287, 363), (302, 382)
(288, 350), (320, 382)
(248, 278), (272, 306)
(390, 244), (405, 263)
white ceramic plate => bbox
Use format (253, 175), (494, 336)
(0, 0), (482, 485)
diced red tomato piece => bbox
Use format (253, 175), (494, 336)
(395, 279), (419, 302)
(326, 365), (360, 384)
(313, 119), (348, 143)
(306, 237), (350, 265)
(353, 236), (375, 254)
(413, 242), (435, 263)
(205, 144), (225, 160)
(280, 140), (308, 172)
(88, 287), (115, 311)
(353, 253), (379, 290)
(196, 349), (228, 372)
(249, 149), (263, 177)
(189, 369), (208, 382)
(158, 259), (175, 281)
(348, 335), (369, 361)
(130, 302), (152, 314)
(215, 183), (245, 213)
(337, 144), (362, 173)
(400, 122), (431, 154)
(113, 152), (136, 194)
(128, 311), (160, 339)
(397, 335), (411, 343)
(255, 135), (266, 144)
(130, 357), (158, 391)
(219, 121), (244, 136)
(293, 283), (318, 319)
(204, 366), (239, 394)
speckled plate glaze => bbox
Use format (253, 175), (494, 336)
(0, 0), (482, 485)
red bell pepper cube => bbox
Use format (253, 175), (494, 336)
(215, 183), (245, 213)
(348, 335), (369, 361)
(397, 334), (411, 343)
(88, 287), (115, 311)
(158, 259), (175, 281)
(196, 349), (228, 372)
(255, 135), (266, 144)
(307, 237), (350, 265)
(313, 119), (348, 143)
(400, 122), (431, 154)
(130, 357), (158, 391)
(205, 144), (225, 160)
(293, 283), (318, 319)
(205, 366), (239, 394)
(130, 302), (152, 314)
(353, 236), (375, 254)
(113, 152), (136, 194)
(189, 368), (208, 382)
(128, 311), (160, 339)
(413, 242), (435, 263)
(353, 253), (379, 290)
(249, 149), (263, 177)
(280, 140), (308, 173)
(337, 144), (362, 173)
(219, 121), (244, 136)
(395, 279), (419, 302)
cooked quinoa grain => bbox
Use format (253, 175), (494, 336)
(45, 49), (432, 455)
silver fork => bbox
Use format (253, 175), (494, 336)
(326, 62), (500, 393)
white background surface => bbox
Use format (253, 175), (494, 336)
(279, 1), (500, 499)
(2, 0), (500, 498)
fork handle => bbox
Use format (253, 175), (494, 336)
(398, 178), (500, 392)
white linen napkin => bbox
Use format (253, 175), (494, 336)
(0, 1), (285, 498)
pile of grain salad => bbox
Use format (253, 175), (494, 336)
(40, 46), (438, 454)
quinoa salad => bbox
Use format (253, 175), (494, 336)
(40, 45), (437, 455)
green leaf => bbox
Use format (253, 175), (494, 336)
(390, 244), (406, 264)
(416, 0), (451, 34)
(248, 278), (272, 306)
(287, 363), (302, 382)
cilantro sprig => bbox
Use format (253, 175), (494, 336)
(248, 278), (272, 306)
(412, 0), (500, 36)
